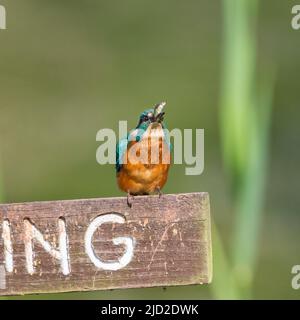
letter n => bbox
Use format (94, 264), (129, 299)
(23, 218), (70, 275)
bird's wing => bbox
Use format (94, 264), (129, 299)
(116, 137), (129, 172)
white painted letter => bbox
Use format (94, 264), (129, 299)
(85, 214), (135, 271)
(0, 265), (6, 289)
(2, 219), (13, 273)
(24, 218), (70, 275)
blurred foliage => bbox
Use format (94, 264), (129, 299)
(0, 0), (299, 299)
(215, 0), (275, 299)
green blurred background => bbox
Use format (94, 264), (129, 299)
(0, 0), (299, 299)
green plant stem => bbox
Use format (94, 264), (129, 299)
(231, 72), (275, 297)
(211, 221), (240, 299)
(218, 0), (274, 299)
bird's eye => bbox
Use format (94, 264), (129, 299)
(142, 115), (149, 122)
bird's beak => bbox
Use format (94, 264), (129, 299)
(154, 102), (166, 123)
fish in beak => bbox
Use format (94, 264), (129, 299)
(153, 102), (166, 123)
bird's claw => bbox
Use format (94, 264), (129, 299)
(127, 191), (134, 208)
(156, 187), (163, 198)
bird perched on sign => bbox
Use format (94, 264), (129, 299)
(116, 102), (171, 207)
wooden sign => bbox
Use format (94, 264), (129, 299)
(0, 192), (212, 296)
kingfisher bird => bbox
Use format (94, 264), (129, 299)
(116, 102), (171, 207)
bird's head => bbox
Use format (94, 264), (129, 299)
(136, 102), (166, 131)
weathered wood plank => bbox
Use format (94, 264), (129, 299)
(0, 192), (212, 295)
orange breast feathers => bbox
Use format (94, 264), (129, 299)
(117, 125), (171, 195)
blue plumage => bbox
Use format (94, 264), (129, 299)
(116, 137), (128, 173)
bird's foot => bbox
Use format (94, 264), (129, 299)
(155, 187), (163, 198)
(127, 191), (135, 208)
